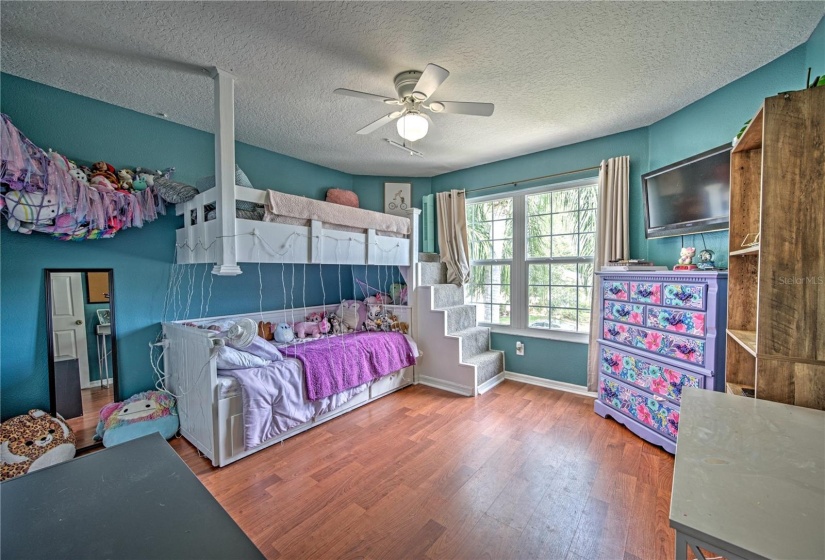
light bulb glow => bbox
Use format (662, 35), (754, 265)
(396, 113), (428, 141)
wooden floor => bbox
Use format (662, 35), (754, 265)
(171, 381), (676, 560)
(66, 385), (113, 449)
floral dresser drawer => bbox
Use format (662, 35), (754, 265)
(630, 282), (662, 304)
(599, 345), (703, 404)
(598, 375), (680, 441)
(603, 281), (629, 301)
(645, 305), (706, 337)
(663, 283), (705, 310)
(603, 301), (645, 326)
(603, 320), (705, 366)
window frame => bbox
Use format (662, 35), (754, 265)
(466, 177), (598, 344)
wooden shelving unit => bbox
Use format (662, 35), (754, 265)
(725, 86), (825, 410)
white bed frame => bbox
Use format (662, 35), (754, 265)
(163, 305), (414, 467)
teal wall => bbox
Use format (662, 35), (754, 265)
(0, 73), (362, 419)
(806, 16), (825, 78)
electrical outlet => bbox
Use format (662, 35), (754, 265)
(516, 341), (524, 356)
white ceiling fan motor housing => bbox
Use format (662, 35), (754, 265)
(394, 70), (424, 100)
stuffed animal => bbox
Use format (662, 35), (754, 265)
(47, 149), (70, 172)
(363, 304), (383, 331)
(678, 247), (696, 266)
(258, 321), (274, 341)
(135, 167), (164, 188)
(337, 300), (367, 332)
(90, 175), (117, 192)
(364, 292), (393, 305)
(69, 167), (89, 186)
(293, 321), (322, 339)
(319, 316), (331, 335)
(1, 409), (76, 481)
(306, 312), (332, 335)
(326, 312), (348, 335)
(3, 190), (59, 233)
(118, 169), (135, 190)
(273, 322), (295, 343)
(132, 178), (148, 191)
(91, 161), (120, 187)
(95, 391), (178, 447)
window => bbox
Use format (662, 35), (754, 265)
(466, 179), (597, 339)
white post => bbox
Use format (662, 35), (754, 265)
(406, 208), (421, 291)
(211, 67), (242, 276)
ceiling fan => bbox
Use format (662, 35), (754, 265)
(334, 63), (494, 144)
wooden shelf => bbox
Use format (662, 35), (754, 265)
(732, 106), (763, 153)
(726, 381), (755, 398)
(729, 244), (759, 256)
(727, 329), (757, 357)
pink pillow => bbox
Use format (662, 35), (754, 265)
(326, 188), (359, 208)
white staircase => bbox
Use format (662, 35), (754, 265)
(413, 255), (505, 396)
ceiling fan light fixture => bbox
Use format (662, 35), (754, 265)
(411, 91), (427, 101)
(397, 113), (428, 142)
(428, 102), (444, 113)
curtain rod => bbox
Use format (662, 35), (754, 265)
(455, 164), (601, 196)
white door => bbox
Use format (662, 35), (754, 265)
(50, 273), (91, 389)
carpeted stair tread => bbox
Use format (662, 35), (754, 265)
(432, 284), (465, 309)
(451, 326), (490, 361)
(463, 350), (505, 385)
(443, 304), (477, 334)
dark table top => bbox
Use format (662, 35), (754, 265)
(1, 433), (263, 560)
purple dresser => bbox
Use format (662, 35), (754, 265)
(594, 271), (728, 454)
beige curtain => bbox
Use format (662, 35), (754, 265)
(587, 156), (630, 391)
(436, 189), (471, 286)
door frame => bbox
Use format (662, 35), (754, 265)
(45, 268), (119, 416)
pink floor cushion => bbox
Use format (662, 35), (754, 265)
(95, 391), (179, 447)
(1, 409), (76, 480)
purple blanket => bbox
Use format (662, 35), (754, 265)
(282, 332), (416, 401)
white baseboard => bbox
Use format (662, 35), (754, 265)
(477, 372), (506, 394)
(504, 371), (596, 398)
(417, 375), (474, 397)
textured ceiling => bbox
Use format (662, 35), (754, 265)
(1, 2), (822, 177)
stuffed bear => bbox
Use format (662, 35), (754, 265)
(258, 321), (274, 341)
(3, 190), (59, 233)
(273, 322), (295, 343)
(1, 409), (76, 481)
(90, 161), (120, 187)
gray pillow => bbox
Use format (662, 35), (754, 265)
(155, 177), (199, 204)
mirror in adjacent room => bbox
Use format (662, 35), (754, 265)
(46, 269), (118, 451)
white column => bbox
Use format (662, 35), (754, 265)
(211, 67), (242, 276)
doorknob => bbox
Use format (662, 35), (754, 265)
(75, 320), (83, 325)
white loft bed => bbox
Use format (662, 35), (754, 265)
(173, 68), (420, 277)
(162, 69), (421, 466)
(163, 305), (414, 467)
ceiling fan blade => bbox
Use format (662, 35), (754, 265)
(428, 101), (495, 117)
(334, 88), (398, 104)
(412, 64), (449, 101)
(356, 111), (403, 135)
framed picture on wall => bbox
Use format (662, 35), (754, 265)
(86, 271), (110, 304)
(384, 182), (411, 216)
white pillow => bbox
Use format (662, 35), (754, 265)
(215, 346), (270, 370)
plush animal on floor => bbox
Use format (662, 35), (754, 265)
(95, 391), (178, 447)
(273, 322), (295, 343)
(337, 300), (367, 332)
(3, 190), (59, 233)
(1, 409), (76, 481)
(678, 247), (696, 266)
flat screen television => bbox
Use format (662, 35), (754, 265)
(642, 144), (731, 239)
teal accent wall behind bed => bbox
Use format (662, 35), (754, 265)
(0, 73), (358, 418)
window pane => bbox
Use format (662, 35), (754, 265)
(528, 235), (551, 258)
(529, 307), (550, 328)
(472, 239), (492, 261)
(491, 285), (510, 304)
(527, 193), (551, 216)
(493, 239), (512, 259)
(580, 185), (598, 209)
(577, 287), (593, 308)
(552, 235), (578, 257)
(528, 214), (552, 236)
(578, 210), (596, 234)
(551, 308), (577, 331)
(528, 285), (550, 306)
(552, 212), (578, 235)
(553, 189), (578, 213)
(551, 264), (577, 285)
(577, 310), (591, 332)
(529, 264), (549, 285)
(579, 233), (595, 257)
(492, 304), (510, 325)
(578, 263), (594, 288)
(552, 286), (577, 308)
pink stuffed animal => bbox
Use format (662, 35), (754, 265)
(292, 321), (321, 339)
